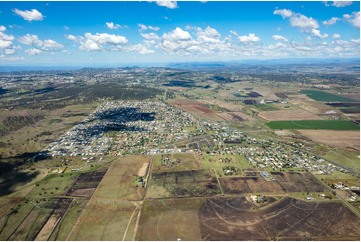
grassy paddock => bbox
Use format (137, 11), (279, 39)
(300, 90), (356, 102)
(266, 120), (359, 130)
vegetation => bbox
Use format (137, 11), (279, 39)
(266, 120), (360, 130)
(300, 90), (356, 102)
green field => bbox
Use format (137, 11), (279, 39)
(252, 104), (280, 111)
(300, 90), (356, 102)
(266, 120), (360, 130)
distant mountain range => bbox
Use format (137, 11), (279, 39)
(0, 58), (359, 72)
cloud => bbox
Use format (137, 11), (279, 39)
(332, 33), (341, 39)
(311, 29), (328, 39)
(323, 17), (340, 26)
(274, 9), (319, 32)
(155, 1), (178, 9)
(123, 44), (155, 54)
(106, 22), (120, 30)
(13, 9), (44, 21)
(238, 33), (261, 43)
(230, 30), (238, 36)
(78, 32), (128, 51)
(272, 35), (288, 42)
(18, 34), (63, 52)
(0, 55), (24, 61)
(163, 27), (192, 41)
(273, 9), (293, 18)
(25, 48), (42, 55)
(343, 11), (360, 28)
(149, 26), (160, 31)
(138, 24), (160, 32)
(65, 34), (77, 41)
(289, 14), (319, 30)
(141, 32), (160, 40)
(324, 1), (353, 7)
(0, 26), (14, 49)
(64, 26), (70, 30)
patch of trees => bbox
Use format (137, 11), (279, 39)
(0, 114), (44, 136)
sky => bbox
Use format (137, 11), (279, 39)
(0, 1), (360, 66)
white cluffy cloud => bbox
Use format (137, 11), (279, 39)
(324, 1), (353, 7)
(155, 1), (178, 9)
(106, 22), (120, 29)
(25, 48), (42, 56)
(272, 35), (288, 42)
(13, 9), (44, 21)
(0, 26), (14, 49)
(238, 33), (261, 43)
(274, 9), (330, 39)
(79, 33), (128, 51)
(343, 11), (360, 28)
(332, 33), (341, 39)
(323, 17), (340, 26)
(311, 29), (328, 39)
(67, 32), (154, 54)
(18, 34), (64, 52)
(138, 24), (160, 32)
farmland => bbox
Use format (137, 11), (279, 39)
(258, 109), (322, 121)
(199, 196), (359, 240)
(0, 64), (359, 241)
(298, 130), (360, 151)
(300, 90), (356, 102)
(266, 120), (360, 130)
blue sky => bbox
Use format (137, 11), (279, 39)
(0, 1), (359, 66)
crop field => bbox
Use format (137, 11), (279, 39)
(169, 100), (224, 121)
(92, 155), (149, 201)
(266, 120), (359, 130)
(48, 199), (88, 241)
(136, 198), (203, 240)
(146, 170), (221, 198)
(252, 104), (280, 111)
(198, 196), (360, 240)
(67, 199), (136, 241)
(300, 90), (356, 102)
(299, 130), (360, 151)
(67, 156), (149, 240)
(66, 169), (108, 198)
(215, 111), (254, 122)
(258, 109), (322, 121)
(35, 198), (73, 241)
(220, 171), (325, 194)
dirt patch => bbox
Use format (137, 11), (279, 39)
(169, 100), (224, 121)
(68, 188), (95, 198)
(298, 130), (360, 150)
(66, 169), (107, 198)
(216, 112), (254, 122)
(219, 177), (283, 194)
(148, 170), (221, 198)
(199, 196), (360, 240)
(258, 109), (322, 121)
(271, 172), (326, 193)
(34, 198), (72, 241)
(220, 172), (326, 194)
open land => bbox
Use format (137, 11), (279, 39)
(0, 65), (359, 241)
(299, 130), (360, 151)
